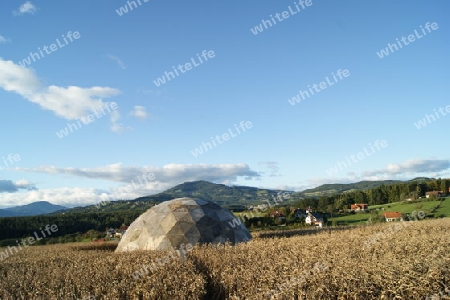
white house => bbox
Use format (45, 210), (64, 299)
(305, 210), (324, 227)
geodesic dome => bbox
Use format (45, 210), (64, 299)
(115, 197), (251, 252)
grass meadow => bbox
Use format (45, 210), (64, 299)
(330, 198), (450, 225)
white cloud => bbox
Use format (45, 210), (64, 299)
(14, 163), (260, 184)
(305, 158), (450, 190)
(0, 35), (10, 44)
(29, 85), (121, 120)
(110, 122), (133, 133)
(110, 110), (121, 123)
(109, 110), (133, 133)
(258, 161), (279, 177)
(14, 179), (35, 189)
(138, 89), (163, 96)
(106, 54), (126, 69)
(0, 59), (40, 95)
(7, 163), (261, 206)
(306, 177), (355, 187)
(0, 58), (124, 131)
(362, 159), (450, 177)
(130, 106), (148, 120)
(14, 1), (37, 15)
(274, 184), (306, 192)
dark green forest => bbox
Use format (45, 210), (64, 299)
(290, 178), (450, 213)
(0, 210), (144, 246)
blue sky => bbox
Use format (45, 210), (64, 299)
(0, 0), (449, 208)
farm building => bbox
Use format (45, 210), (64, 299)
(350, 203), (368, 212)
(106, 228), (116, 238)
(269, 210), (285, 218)
(382, 212), (403, 222)
(305, 210), (324, 227)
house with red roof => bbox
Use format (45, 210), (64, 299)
(269, 210), (285, 218)
(350, 203), (368, 212)
(382, 212), (403, 222)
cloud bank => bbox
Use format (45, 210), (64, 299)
(5, 163), (260, 207)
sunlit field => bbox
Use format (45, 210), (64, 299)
(0, 218), (448, 299)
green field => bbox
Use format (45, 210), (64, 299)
(231, 198), (450, 227)
(330, 198), (450, 225)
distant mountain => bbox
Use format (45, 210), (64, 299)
(408, 177), (435, 182)
(135, 180), (290, 207)
(46, 178), (441, 216)
(58, 180), (291, 215)
(0, 209), (20, 217)
(0, 201), (68, 217)
(294, 178), (439, 197)
(295, 180), (403, 197)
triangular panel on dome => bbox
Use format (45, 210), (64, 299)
(216, 209), (234, 221)
(160, 213), (177, 233)
(175, 221), (196, 233)
(193, 199), (209, 205)
(127, 228), (143, 242)
(172, 211), (192, 222)
(147, 224), (166, 237)
(167, 223), (185, 236)
(184, 226), (201, 242)
(152, 204), (168, 213)
(189, 207), (206, 222)
(196, 215), (217, 227)
(167, 234), (189, 248)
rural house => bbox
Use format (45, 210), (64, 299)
(305, 210), (324, 227)
(350, 203), (369, 212)
(293, 208), (307, 219)
(106, 228), (116, 238)
(269, 211), (286, 222)
(269, 210), (285, 217)
(382, 212), (403, 222)
(425, 191), (446, 199)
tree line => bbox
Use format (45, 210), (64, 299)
(291, 179), (450, 213)
(0, 210), (144, 242)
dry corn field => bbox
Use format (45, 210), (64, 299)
(0, 218), (449, 300)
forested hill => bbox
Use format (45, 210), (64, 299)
(298, 180), (402, 197)
(53, 178), (443, 215)
(293, 177), (450, 213)
(0, 201), (67, 217)
(134, 180), (287, 207)
(60, 180), (290, 215)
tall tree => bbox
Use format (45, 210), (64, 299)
(416, 183), (426, 198)
(441, 179), (450, 195)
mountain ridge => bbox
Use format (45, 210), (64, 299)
(0, 201), (68, 217)
(4, 177), (442, 216)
